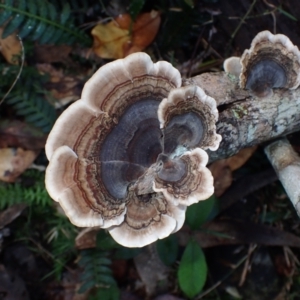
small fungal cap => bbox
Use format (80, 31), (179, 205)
(223, 56), (242, 77)
(157, 85), (221, 152)
(153, 148), (214, 206)
(239, 30), (300, 97)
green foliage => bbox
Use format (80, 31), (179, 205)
(0, 0), (91, 45)
(128, 0), (145, 21)
(78, 248), (119, 297)
(277, 6), (297, 21)
(45, 214), (78, 278)
(89, 285), (120, 300)
(178, 239), (207, 298)
(2, 66), (57, 133)
(0, 169), (52, 209)
(186, 195), (218, 230)
(0, 169), (77, 279)
(6, 85), (56, 133)
(157, 234), (178, 266)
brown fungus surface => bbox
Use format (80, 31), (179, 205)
(45, 52), (220, 247)
(239, 31), (300, 97)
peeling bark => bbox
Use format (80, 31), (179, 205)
(191, 72), (300, 162)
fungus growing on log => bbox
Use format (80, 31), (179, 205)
(45, 52), (221, 247)
(223, 56), (242, 78)
(239, 30), (300, 97)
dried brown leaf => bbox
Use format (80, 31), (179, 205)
(36, 64), (82, 107)
(0, 27), (21, 64)
(0, 148), (39, 182)
(0, 120), (46, 150)
(209, 146), (258, 196)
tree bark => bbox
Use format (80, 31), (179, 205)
(190, 72), (300, 162)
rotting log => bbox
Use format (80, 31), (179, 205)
(191, 72), (300, 162)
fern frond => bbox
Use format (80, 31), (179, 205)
(6, 91), (56, 133)
(5, 72), (57, 133)
(0, 0), (91, 45)
(0, 169), (52, 209)
(78, 249), (119, 295)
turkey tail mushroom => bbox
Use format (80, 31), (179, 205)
(45, 52), (220, 248)
(239, 30), (300, 97)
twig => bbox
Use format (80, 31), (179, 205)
(239, 244), (257, 286)
(0, 35), (24, 106)
(186, 29), (204, 78)
(230, 0), (257, 40)
(262, 0), (277, 33)
(195, 247), (257, 299)
(226, 0), (257, 56)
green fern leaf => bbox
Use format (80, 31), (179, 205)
(18, 18), (37, 38)
(2, 0), (25, 38)
(78, 280), (96, 294)
(60, 3), (71, 24)
(6, 76), (57, 133)
(18, 1), (37, 38)
(48, 3), (57, 21)
(78, 249), (118, 294)
(0, 170), (52, 209)
(0, 0), (13, 25)
(0, 0), (91, 46)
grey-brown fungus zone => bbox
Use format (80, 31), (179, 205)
(45, 52), (221, 248)
(239, 30), (300, 98)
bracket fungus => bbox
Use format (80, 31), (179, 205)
(45, 52), (221, 248)
(239, 30), (300, 97)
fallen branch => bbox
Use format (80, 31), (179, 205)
(264, 138), (300, 216)
(190, 72), (300, 162)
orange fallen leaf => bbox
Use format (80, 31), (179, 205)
(210, 146), (258, 197)
(209, 161), (232, 197)
(0, 148), (39, 182)
(92, 10), (161, 59)
(0, 27), (21, 64)
(225, 146), (258, 171)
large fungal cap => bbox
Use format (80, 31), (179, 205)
(45, 52), (218, 248)
(240, 30), (300, 97)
